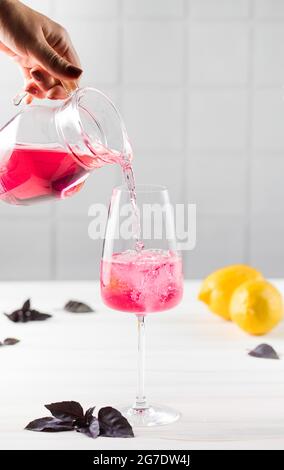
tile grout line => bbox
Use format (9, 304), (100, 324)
(49, 205), (57, 280)
(48, 0), (57, 280)
(110, 17), (284, 24)
(49, 0), (55, 17)
(107, 83), (284, 91)
(182, 0), (190, 275)
(244, 0), (255, 265)
(115, 0), (125, 188)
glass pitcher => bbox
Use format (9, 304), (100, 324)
(0, 87), (131, 205)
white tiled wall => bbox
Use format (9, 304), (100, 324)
(0, 0), (283, 280)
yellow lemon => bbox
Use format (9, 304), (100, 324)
(230, 279), (283, 335)
(198, 265), (262, 320)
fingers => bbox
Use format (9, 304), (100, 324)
(20, 66), (32, 81)
(16, 68), (43, 104)
(24, 83), (67, 102)
(31, 37), (82, 81)
(31, 67), (60, 91)
(31, 67), (69, 100)
(46, 85), (67, 100)
(62, 39), (81, 72)
(0, 42), (16, 56)
(25, 94), (34, 105)
(21, 66), (70, 101)
(51, 28), (82, 72)
(24, 79), (46, 99)
(24, 78), (68, 101)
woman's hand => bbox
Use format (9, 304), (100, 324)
(0, 0), (82, 103)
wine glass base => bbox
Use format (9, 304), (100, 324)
(121, 404), (180, 427)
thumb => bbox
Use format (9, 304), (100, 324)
(31, 40), (82, 80)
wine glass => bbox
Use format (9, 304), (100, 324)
(100, 184), (183, 427)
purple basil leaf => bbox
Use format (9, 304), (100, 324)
(25, 417), (73, 432)
(4, 311), (25, 323)
(73, 406), (95, 429)
(22, 299), (31, 311)
(77, 416), (100, 439)
(248, 344), (279, 360)
(3, 338), (20, 346)
(29, 310), (52, 321)
(45, 401), (84, 421)
(74, 406), (96, 431)
(98, 407), (134, 438)
(4, 306), (51, 323)
(4, 299), (51, 323)
(64, 300), (94, 313)
(85, 406), (96, 423)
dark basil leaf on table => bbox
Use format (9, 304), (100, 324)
(5, 299), (52, 323)
(85, 406), (96, 423)
(26, 402), (134, 440)
(25, 417), (73, 432)
(3, 338), (20, 346)
(64, 300), (94, 313)
(22, 299), (31, 311)
(248, 343), (280, 360)
(76, 416), (100, 439)
(73, 406), (95, 429)
(98, 407), (134, 438)
(45, 401), (84, 421)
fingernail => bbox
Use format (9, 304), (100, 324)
(26, 87), (38, 96)
(25, 95), (33, 105)
(66, 65), (83, 78)
(31, 70), (43, 82)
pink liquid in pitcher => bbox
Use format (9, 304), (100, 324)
(101, 249), (183, 314)
(0, 146), (90, 204)
(0, 144), (125, 205)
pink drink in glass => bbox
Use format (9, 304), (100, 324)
(101, 249), (183, 314)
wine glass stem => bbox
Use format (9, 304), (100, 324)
(135, 314), (147, 410)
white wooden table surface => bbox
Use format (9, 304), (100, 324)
(1, 280), (284, 450)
